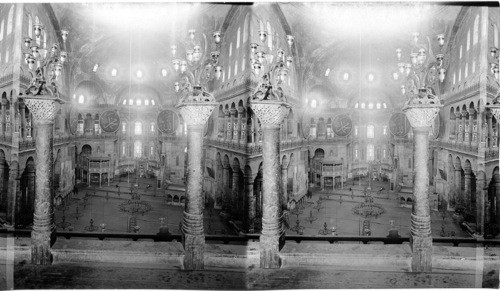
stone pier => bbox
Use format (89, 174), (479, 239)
(404, 102), (441, 272)
(251, 100), (290, 269)
(23, 95), (63, 265)
(177, 101), (216, 270)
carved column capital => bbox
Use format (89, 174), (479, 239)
(176, 102), (217, 126)
(489, 106), (500, 122)
(251, 100), (290, 127)
(21, 95), (63, 123)
(403, 106), (441, 129)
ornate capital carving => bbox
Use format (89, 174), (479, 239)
(403, 106), (441, 128)
(489, 104), (500, 121)
(176, 102), (217, 126)
(22, 95), (63, 123)
(251, 100), (290, 126)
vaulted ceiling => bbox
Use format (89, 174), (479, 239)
(48, 2), (464, 109)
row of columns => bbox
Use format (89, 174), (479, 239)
(217, 108), (296, 144)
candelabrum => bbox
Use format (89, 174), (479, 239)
(396, 31), (447, 105)
(23, 22), (68, 98)
(171, 28), (222, 104)
(250, 21), (294, 102)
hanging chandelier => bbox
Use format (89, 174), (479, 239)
(171, 27), (222, 104)
(395, 30), (446, 105)
(251, 21), (294, 102)
(23, 21), (69, 98)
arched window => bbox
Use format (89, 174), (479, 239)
(135, 121), (142, 135)
(473, 15), (479, 45)
(368, 102), (373, 109)
(360, 103), (365, 109)
(122, 142), (127, 156)
(28, 14), (32, 38)
(151, 122), (155, 132)
(234, 61), (238, 75)
(242, 56), (245, 71)
(5, 50), (8, 63)
(0, 20), (4, 41)
(367, 125), (374, 138)
(466, 29), (470, 51)
(222, 69), (225, 82)
(383, 103), (387, 109)
(354, 126), (358, 136)
(472, 60), (476, 73)
(383, 126), (387, 135)
(453, 72), (456, 85)
(229, 42), (232, 57)
(376, 103), (381, 109)
(236, 27), (240, 48)
(78, 95), (84, 104)
(367, 144), (374, 161)
(266, 21), (272, 50)
(134, 140), (142, 158)
(6, 5), (14, 35)
(355, 102), (359, 109)
(465, 63), (468, 78)
(243, 14), (249, 43)
(228, 66), (231, 80)
(354, 144), (359, 159)
(151, 100), (155, 106)
(144, 99), (149, 106)
(458, 67), (461, 82)
(122, 122), (127, 133)
(459, 45), (462, 59)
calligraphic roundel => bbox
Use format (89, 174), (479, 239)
(389, 112), (410, 137)
(99, 110), (121, 133)
(332, 114), (353, 137)
(157, 109), (180, 134)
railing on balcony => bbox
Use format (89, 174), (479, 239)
(1, 228), (499, 247)
(431, 140), (480, 155)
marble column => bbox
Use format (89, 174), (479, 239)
(176, 101), (216, 270)
(20, 103), (26, 140)
(222, 164), (230, 209)
(464, 168), (472, 211)
(487, 112), (493, 147)
(231, 166), (241, 215)
(224, 109), (230, 141)
(27, 163), (35, 216)
(475, 171), (486, 235)
(6, 161), (19, 226)
(0, 157), (4, 211)
(23, 95), (62, 265)
(1, 99), (6, 136)
(255, 175), (262, 218)
(455, 168), (462, 202)
(229, 108), (236, 142)
(490, 107), (500, 224)
(496, 176), (500, 224)
(246, 173), (256, 233)
(281, 165), (288, 208)
(404, 103), (440, 272)
(236, 107), (243, 142)
(456, 114), (463, 143)
(251, 100), (290, 269)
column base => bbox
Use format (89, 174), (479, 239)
(182, 232), (205, 270)
(410, 235), (432, 272)
(31, 230), (55, 265)
(259, 234), (284, 269)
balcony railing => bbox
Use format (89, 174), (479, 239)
(1, 228), (498, 247)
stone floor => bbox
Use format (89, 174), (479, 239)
(50, 176), (466, 238)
